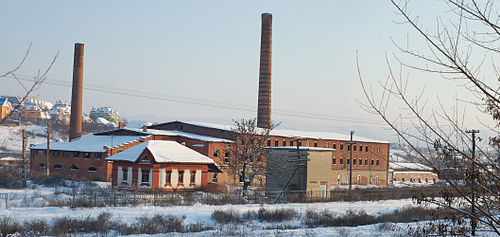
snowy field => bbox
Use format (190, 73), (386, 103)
(0, 125), (63, 153)
(0, 184), (497, 236)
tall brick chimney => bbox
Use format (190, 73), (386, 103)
(69, 43), (84, 141)
(257, 13), (272, 128)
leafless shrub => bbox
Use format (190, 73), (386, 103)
(0, 167), (23, 189)
(0, 217), (23, 236)
(257, 208), (299, 222)
(211, 209), (245, 224)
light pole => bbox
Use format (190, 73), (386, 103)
(465, 129), (479, 236)
(347, 131), (356, 192)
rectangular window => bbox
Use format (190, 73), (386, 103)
(275, 140), (279, 147)
(359, 158), (362, 165)
(63, 152), (70, 158)
(141, 170), (149, 183)
(347, 158), (351, 165)
(333, 143), (337, 150)
(332, 158), (336, 165)
(376, 160), (380, 166)
(122, 168), (128, 182)
(340, 158), (344, 164)
(371, 159), (374, 166)
(53, 151), (60, 157)
(290, 141), (293, 146)
(178, 171), (184, 184)
(377, 146), (380, 153)
(326, 142), (329, 148)
(191, 171), (196, 184)
(73, 152), (80, 158)
(95, 153), (102, 160)
(314, 142), (318, 147)
(340, 144), (344, 151)
(353, 145), (356, 151)
(83, 152), (91, 159)
(267, 140), (271, 146)
(353, 159), (356, 165)
(166, 171), (171, 184)
(347, 144), (351, 151)
(365, 159), (368, 166)
(282, 140), (286, 146)
(365, 145), (368, 152)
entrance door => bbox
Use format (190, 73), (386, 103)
(320, 185), (327, 199)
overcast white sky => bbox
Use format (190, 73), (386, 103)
(1, 1), (495, 142)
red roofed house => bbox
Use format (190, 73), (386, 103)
(106, 140), (222, 190)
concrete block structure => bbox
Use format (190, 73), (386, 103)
(265, 147), (332, 199)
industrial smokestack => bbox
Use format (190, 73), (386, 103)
(257, 13), (272, 128)
(69, 43), (84, 141)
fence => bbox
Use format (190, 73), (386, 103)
(50, 185), (452, 208)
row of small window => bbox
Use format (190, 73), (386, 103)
(332, 158), (380, 166)
(266, 140), (382, 153)
(34, 150), (102, 160)
(39, 163), (97, 172)
(124, 169), (197, 185)
(337, 175), (380, 186)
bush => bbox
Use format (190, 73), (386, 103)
(52, 212), (115, 235)
(303, 209), (376, 227)
(24, 219), (49, 236)
(0, 167), (24, 189)
(0, 217), (23, 235)
(132, 214), (185, 234)
(211, 209), (244, 224)
(257, 208), (299, 222)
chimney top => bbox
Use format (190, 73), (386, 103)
(262, 13), (272, 17)
(118, 121), (123, 129)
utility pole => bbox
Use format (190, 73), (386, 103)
(22, 129), (27, 188)
(347, 131), (357, 192)
(46, 124), (50, 176)
(466, 129), (479, 236)
(294, 138), (304, 191)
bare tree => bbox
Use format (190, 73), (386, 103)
(228, 118), (279, 196)
(358, 0), (500, 235)
(0, 43), (58, 124)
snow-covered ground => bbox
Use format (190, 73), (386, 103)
(0, 184), (497, 236)
(0, 125), (62, 153)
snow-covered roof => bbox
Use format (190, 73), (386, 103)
(390, 161), (433, 171)
(30, 134), (145, 152)
(106, 140), (217, 165)
(0, 98), (8, 106)
(123, 128), (233, 143)
(177, 121), (389, 143)
(265, 146), (334, 151)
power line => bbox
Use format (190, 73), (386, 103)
(4, 74), (392, 127)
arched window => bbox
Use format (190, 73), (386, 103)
(54, 164), (62, 169)
(39, 163), (47, 168)
(70, 165), (79, 171)
(88, 167), (97, 172)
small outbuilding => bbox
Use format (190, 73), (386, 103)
(265, 147), (333, 200)
(106, 140), (221, 191)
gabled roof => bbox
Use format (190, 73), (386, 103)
(106, 140), (221, 172)
(30, 134), (145, 152)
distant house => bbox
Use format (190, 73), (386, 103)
(20, 98), (52, 123)
(49, 100), (71, 122)
(0, 95), (20, 109)
(0, 98), (11, 120)
(106, 140), (221, 190)
(90, 107), (119, 124)
(265, 147), (333, 200)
